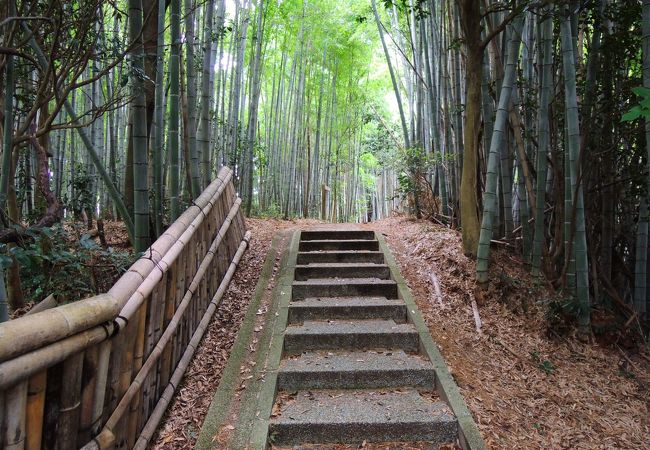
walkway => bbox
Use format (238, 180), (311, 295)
(198, 227), (485, 449)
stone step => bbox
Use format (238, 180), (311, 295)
(292, 278), (398, 300)
(283, 320), (419, 353)
(277, 350), (434, 390)
(301, 230), (376, 241)
(297, 251), (385, 265)
(268, 389), (457, 446)
(288, 297), (406, 323)
(298, 239), (379, 252)
(294, 263), (391, 281)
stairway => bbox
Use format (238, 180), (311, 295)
(266, 229), (458, 448)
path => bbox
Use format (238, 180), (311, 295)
(199, 227), (484, 449)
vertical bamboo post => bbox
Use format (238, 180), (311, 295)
(91, 340), (111, 436)
(56, 352), (84, 450)
(113, 318), (137, 447)
(0, 390), (5, 448)
(159, 262), (176, 391)
(5, 381), (27, 450)
(25, 371), (46, 450)
(79, 347), (99, 444)
(127, 302), (147, 446)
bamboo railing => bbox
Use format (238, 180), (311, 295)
(0, 167), (249, 450)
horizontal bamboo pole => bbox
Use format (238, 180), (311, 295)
(0, 322), (115, 390)
(0, 294), (118, 363)
(83, 231), (251, 450)
(98, 199), (242, 434)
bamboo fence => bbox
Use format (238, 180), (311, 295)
(0, 167), (249, 450)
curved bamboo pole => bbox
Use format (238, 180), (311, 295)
(82, 231), (251, 450)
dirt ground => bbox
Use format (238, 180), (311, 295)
(152, 216), (650, 449)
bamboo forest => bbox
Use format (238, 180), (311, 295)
(0, 0), (649, 449)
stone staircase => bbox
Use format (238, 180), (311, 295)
(266, 229), (459, 448)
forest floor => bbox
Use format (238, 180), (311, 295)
(148, 216), (649, 449)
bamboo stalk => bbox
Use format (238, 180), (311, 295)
(25, 371), (46, 450)
(0, 323), (114, 390)
(4, 381), (27, 450)
(56, 352), (84, 450)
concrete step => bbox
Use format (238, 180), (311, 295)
(298, 239), (379, 252)
(301, 230), (376, 241)
(288, 297), (406, 323)
(297, 251), (385, 265)
(283, 320), (419, 353)
(268, 389), (457, 446)
(294, 263), (391, 281)
(277, 350), (434, 390)
(292, 278), (398, 300)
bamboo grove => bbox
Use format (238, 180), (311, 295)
(1, 0), (649, 340)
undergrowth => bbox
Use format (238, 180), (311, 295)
(0, 222), (134, 305)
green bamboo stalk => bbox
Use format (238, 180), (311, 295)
(169, 0), (181, 220)
(531, 9), (552, 276)
(560, 9), (591, 336)
(476, 16), (524, 284)
(185, 0), (201, 197)
(153, 0), (166, 236)
(129, 0), (151, 252)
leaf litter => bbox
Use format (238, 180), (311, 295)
(364, 216), (650, 449)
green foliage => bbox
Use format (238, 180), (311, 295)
(251, 202), (283, 219)
(621, 87), (650, 122)
(529, 351), (556, 375)
(0, 225), (133, 304)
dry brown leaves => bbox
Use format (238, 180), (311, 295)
(367, 216), (650, 450)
